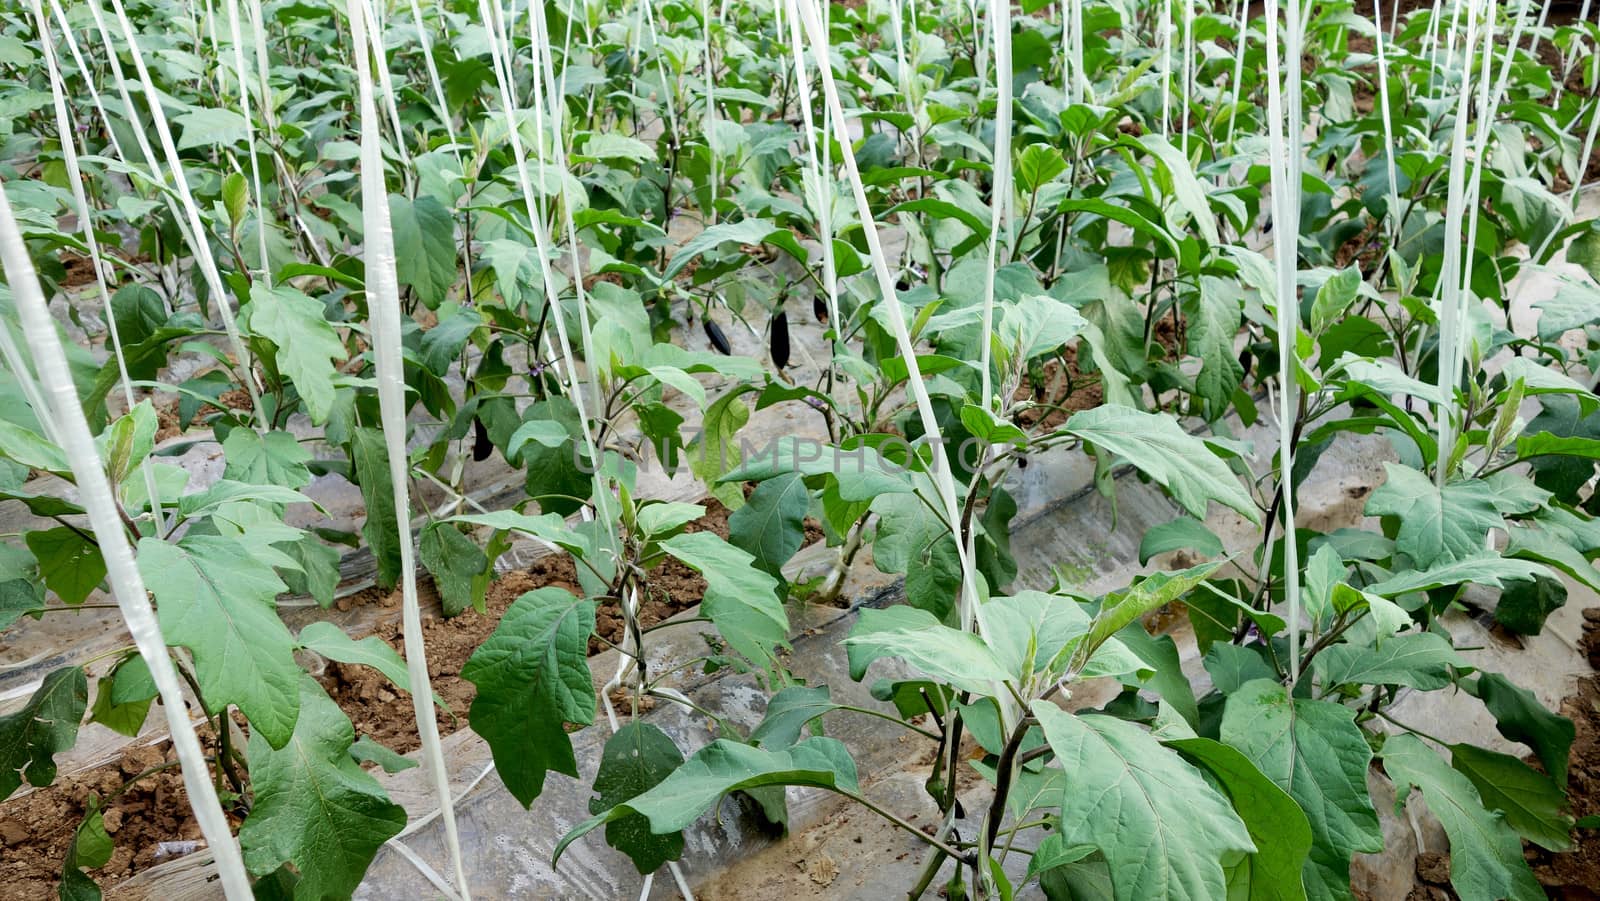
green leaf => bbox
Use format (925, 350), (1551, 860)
(1381, 734), (1544, 901)
(1222, 680), (1383, 901)
(249, 286), (347, 424)
(96, 402), (157, 485)
(555, 737), (858, 868)
(1533, 275), (1600, 340)
(460, 587), (596, 807)
(1059, 405), (1258, 521)
(1166, 737), (1312, 901)
(1495, 574), (1568, 635)
(1309, 267), (1362, 336)
(1313, 631), (1465, 690)
(0, 666), (86, 799)
(1000, 294), (1089, 362)
(348, 736), (417, 773)
(351, 428), (402, 591)
(1365, 555), (1549, 597)
(223, 172), (248, 229)
(727, 472), (808, 580)
(661, 218), (796, 281)
(1033, 705), (1254, 900)
(1016, 144), (1068, 193)
(1365, 465), (1502, 567)
(26, 527), (105, 605)
(1203, 644), (1278, 694)
(61, 794), (112, 900)
(750, 685), (835, 749)
(1471, 673), (1575, 788)
(633, 502), (705, 538)
(1137, 134), (1219, 245)
(0, 419), (67, 473)
(223, 428), (313, 490)
(239, 678), (406, 899)
(844, 605), (1011, 695)
(419, 522), (489, 616)
(660, 532), (788, 664)
(1186, 278), (1246, 414)
(588, 723), (687, 873)
(388, 193), (457, 308)
(1449, 743), (1572, 851)
(1077, 562), (1222, 669)
(139, 535), (299, 748)
(174, 107), (248, 149)
(960, 404), (1028, 447)
(89, 654), (156, 738)
(298, 622), (409, 691)
(420, 306), (483, 375)
(721, 436), (914, 502)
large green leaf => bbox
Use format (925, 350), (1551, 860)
(1365, 555), (1549, 597)
(223, 428), (313, 490)
(1365, 465), (1502, 567)
(1186, 278), (1246, 415)
(1381, 735), (1544, 901)
(388, 193), (457, 308)
(1448, 743), (1572, 851)
(249, 286), (347, 425)
(350, 428), (402, 591)
(721, 436), (914, 502)
(1059, 405), (1257, 521)
(419, 522), (489, 616)
(588, 723), (687, 873)
(1313, 631), (1465, 691)
(1166, 737), (1312, 901)
(239, 677), (406, 899)
(460, 587), (596, 807)
(1077, 562), (1222, 669)
(0, 665), (86, 799)
(1470, 672), (1575, 787)
(26, 526), (105, 606)
(659, 531), (788, 664)
(1033, 705), (1254, 900)
(845, 605), (1011, 695)
(297, 622), (409, 691)
(555, 737), (858, 867)
(139, 535), (300, 748)
(1221, 680), (1383, 901)
(727, 471), (807, 580)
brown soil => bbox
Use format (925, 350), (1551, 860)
(1012, 347), (1103, 431)
(1525, 608), (1600, 899)
(0, 743), (225, 901)
(321, 498), (735, 755)
(59, 252), (100, 289)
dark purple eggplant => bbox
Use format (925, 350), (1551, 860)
(704, 319), (731, 355)
(813, 294), (829, 324)
(472, 416), (492, 462)
(770, 309), (790, 369)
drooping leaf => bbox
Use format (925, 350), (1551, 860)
(348, 736), (417, 773)
(1365, 554), (1549, 597)
(89, 653), (156, 738)
(1033, 705), (1254, 900)
(555, 737), (858, 867)
(297, 622), (409, 692)
(660, 532), (787, 665)
(350, 428), (402, 591)
(1166, 736), (1312, 901)
(1076, 562), (1222, 670)
(750, 685), (835, 750)
(1381, 734), (1544, 901)
(1139, 516), (1225, 565)
(239, 678), (406, 899)
(460, 588), (596, 807)
(1221, 680), (1383, 901)
(1470, 673), (1575, 788)
(139, 535), (299, 748)
(388, 193), (457, 308)
(174, 107), (248, 149)
(722, 436), (914, 502)
(727, 471), (807, 581)
(419, 522), (489, 616)
(248, 286), (348, 425)
(588, 723), (687, 873)
(0, 665), (86, 799)
(1059, 405), (1257, 521)
(1449, 743), (1573, 851)
(26, 527), (105, 606)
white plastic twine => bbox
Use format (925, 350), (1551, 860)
(0, 181), (254, 900)
(1435, 0), (1483, 487)
(28, 0), (168, 534)
(793, 0), (995, 683)
(1373, 0), (1404, 257)
(978, 0), (1012, 405)
(93, 0), (266, 427)
(348, 3), (471, 898)
(781, 0), (843, 379)
(222, 0), (271, 279)
(1262, 0), (1303, 684)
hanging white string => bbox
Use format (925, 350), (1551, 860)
(349, 3), (471, 897)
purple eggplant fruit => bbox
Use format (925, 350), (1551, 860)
(770, 309), (791, 369)
(704, 319), (731, 355)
